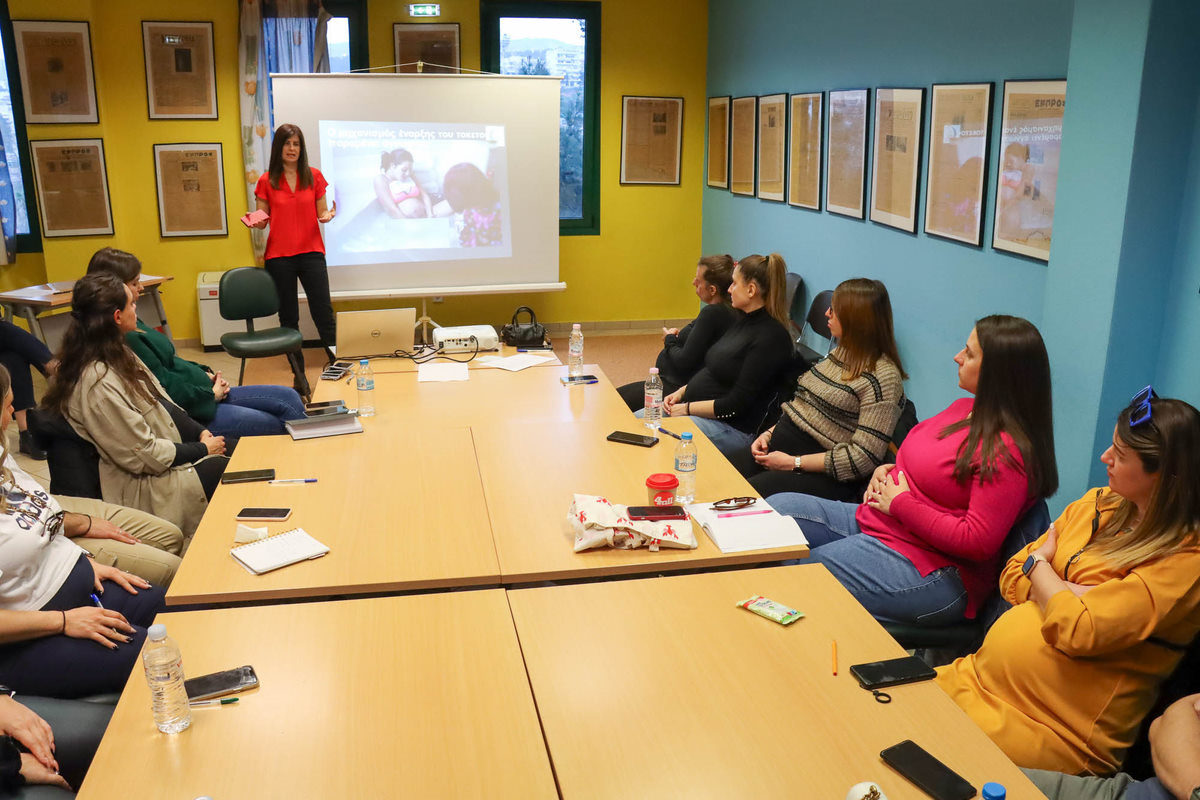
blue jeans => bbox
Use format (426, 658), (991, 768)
(207, 384), (306, 448)
(767, 492), (968, 626)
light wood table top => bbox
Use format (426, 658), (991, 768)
(166, 427), (499, 606)
(351, 343), (562, 372)
(508, 564), (1040, 799)
(0, 273), (171, 307)
(477, 413), (809, 583)
(78, 591), (557, 800)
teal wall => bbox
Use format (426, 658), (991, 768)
(704, 0), (1200, 510)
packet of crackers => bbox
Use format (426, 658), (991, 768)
(738, 595), (803, 625)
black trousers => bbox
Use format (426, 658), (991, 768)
(264, 251), (336, 368)
(726, 414), (864, 502)
(0, 320), (53, 411)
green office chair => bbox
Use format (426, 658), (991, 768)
(218, 267), (311, 401)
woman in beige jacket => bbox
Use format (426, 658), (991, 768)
(43, 274), (228, 537)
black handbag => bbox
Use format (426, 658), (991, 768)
(500, 306), (547, 347)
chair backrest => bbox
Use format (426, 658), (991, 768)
(1122, 632), (1200, 779)
(887, 398), (919, 460)
(784, 272), (806, 338)
(219, 267), (280, 322)
(27, 408), (103, 500)
(796, 289), (834, 358)
(974, 499), (1052, 632)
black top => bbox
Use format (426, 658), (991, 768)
(656, 302), (736, 387)
(159, 398), (208, 466)
(683, 307), (793, 433)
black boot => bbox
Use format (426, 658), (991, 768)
(18, 430), (47, 461)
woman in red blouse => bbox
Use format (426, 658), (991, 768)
(251, 124), (337, 374)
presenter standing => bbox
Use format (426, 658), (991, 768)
(251, 123), (337, 379)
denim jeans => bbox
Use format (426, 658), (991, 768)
(1023, 768), (1168, 800)
(207, 384), (307, 448)
(767, 492), (968, 626)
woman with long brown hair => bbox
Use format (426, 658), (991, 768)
(732, 278), (907, 501)
(768, 315), (1057, 627)
(938, 390), (1200, 776)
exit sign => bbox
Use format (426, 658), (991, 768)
(409, 4), (440, 16)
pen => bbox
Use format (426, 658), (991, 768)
(268, 478), (318, 484)
(189, 697), (239, 708)
(89, 593), (104, 609)
(517, 346), (553, 352)
(715, 508), (772, 519)
(832, 640), (838, 676)
(657, 427), (683, 440)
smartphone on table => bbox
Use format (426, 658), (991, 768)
(879, 739), (976, 800)
(607, 430), (658, 448)
(305, 400), (345, 411)
(185, 665), (260, 701)
(235, 507), (292, 522)
(849, 655), (937, 690)
(220, 468), (276, 485)
(560, 374), (598, 385)
(626, 506), (689, 521)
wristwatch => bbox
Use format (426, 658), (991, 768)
(1021, 553), (1047, 577)
(793, 456), (803, 473)
(0, 686), (14, 698)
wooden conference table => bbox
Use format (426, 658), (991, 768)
(0, 273), (173, 343)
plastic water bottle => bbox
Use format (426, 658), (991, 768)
(567, 324), (584, 377)
(674, 432), (697, 503)
(643, 368), (663, 429)
(981, 783), (1006, 800)
(142, 623), (191, 734)
(357, 359), (375, 417)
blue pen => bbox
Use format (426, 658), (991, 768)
(268, 478), (317, 484)
(89, 593), (104, 609)
(657, 427), (683, 440)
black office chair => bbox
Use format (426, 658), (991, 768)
(1121, 632), (1200, 779)
(218, 267), (311, 401)
(795, 289), (834, 368)
(28, 408), (103, 500)
(784, 272), (806, 341)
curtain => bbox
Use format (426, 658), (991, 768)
(238, 0), (330, 262)
(0, 126), (16, 265)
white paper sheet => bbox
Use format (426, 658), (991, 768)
(417, 362), (470, 382)
(475, 354), (558, 372)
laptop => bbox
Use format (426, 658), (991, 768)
(334, 308), (417, 358)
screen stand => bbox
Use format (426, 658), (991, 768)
(416, 297), (442, 344)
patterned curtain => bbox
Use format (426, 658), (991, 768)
(238, 0), (329, 262)
(0, 126), (16, 265)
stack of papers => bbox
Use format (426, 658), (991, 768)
(284, 412), (363, 440)
(685, 500), (808, 554)
(475, 354), (558, 372)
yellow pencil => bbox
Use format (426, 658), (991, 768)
(832, 640), (838, 676)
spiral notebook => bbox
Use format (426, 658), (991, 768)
(230, 527), (329, 575)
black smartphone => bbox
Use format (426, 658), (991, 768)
(220, 468), (276, 485)
(320, 365), (350, 380)
(607, 430), (659, 448)
(880, 740), (976, 800)
(627, 505), (688, 521)
(185, 665), (260, 701)
(850, 655), (937, 690)
(560, 375), (598, 385)
(235, 507), (292, 522)
(305, 400), (345, 411)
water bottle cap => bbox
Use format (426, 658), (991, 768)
(981, 782), (1006, 800)
(572, 323), (581, 330)
(649, 367), (659, 374)
(681, 432), (693, 440)
(147, 623), (167, 641)
(360, 359), (369, 365)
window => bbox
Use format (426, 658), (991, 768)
(481, 1), (600, 235)
(0, 2), (41, 251)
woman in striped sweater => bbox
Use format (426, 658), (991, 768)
(732, 278), (907, 501)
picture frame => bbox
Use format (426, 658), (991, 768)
(870, 87), (925, 233)
(153, 143), (228, 237)
(706, 96), (730, 189)
(924, 82), (993, 247)
(11, 20), (98, 124)
(29, 138), (113, 237)
(393, 23), (460, 74)
(825, 89), (869, 219)
(729, 96), (757, 197)
(619, 96), (683, 185)
(992, 79), (1067, 262)
(788, 92), (823, 210)
(142, 21), (218, 120)
(756, 93), (787, 202)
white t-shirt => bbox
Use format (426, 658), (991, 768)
(0, 456), (86, 611)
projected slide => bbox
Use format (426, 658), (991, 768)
(318, 120), (512, 267)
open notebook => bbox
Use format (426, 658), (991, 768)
(230, 527), (330, 575)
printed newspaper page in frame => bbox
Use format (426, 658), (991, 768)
(992, 79), (1066, 262)
(826, 89), (869, 218)
(870, 87), (925, 232)
(707, 96), (730, 189)
(788, 92), (822, 210)
(756, 93), (786, 202)
(12, 20), (98, 124)
(142, 21), (217, 119)
(925, 83), (993, 246)
(620, 96), (683, 185)
(394, 23), (460, 73)
(153, 143), (228, 237)
(730, 96), (757, 197)
(30, 138), (112, 237)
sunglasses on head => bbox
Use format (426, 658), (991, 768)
(1129, 385), (1158, 428)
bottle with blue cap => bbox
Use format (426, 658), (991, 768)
(674, 431), (696, 503)
(981, 782), (1006, 800)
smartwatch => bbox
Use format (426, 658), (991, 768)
(1021, 553), (1046, 577)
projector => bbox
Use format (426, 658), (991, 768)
(432, 325), (500, 353)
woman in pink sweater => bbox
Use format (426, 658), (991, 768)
(768, 315), (1057, 625)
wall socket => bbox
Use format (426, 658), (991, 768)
(432, 296), (444, 303)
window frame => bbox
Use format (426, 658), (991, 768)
(323, 0), (369, 72)
(0, 0), (42, 252)
(479, 0), (600, 236)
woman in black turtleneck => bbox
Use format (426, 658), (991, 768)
(662, 253), (793, 457)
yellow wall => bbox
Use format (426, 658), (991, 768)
(9, 0), (706, 338)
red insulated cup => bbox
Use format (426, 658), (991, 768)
(645, 473), (679, 506)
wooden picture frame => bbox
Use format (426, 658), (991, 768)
(393, 23), (460, 74)
(142, 21), (218, 120)
(729, 96), (757, 197)
(825, 89), (869, 218)
(788, 92), (823, 210)
(619, 96), (683, 185)
(12, 20), (98, 124)
(992, 79), (1066, 262)
(153, 143), (228, 237)
(924, 82), (993, 246)
(29, 138), (113, 237)
(706, 96), (730, 189)
(756, 93), (787, 202)
(870, 87), (925, 233)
